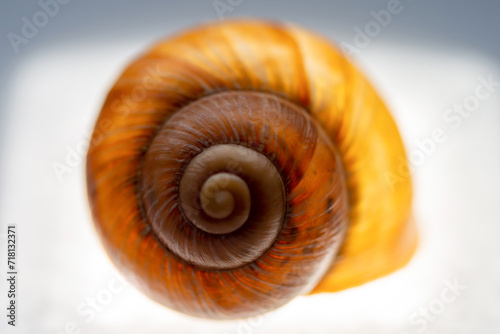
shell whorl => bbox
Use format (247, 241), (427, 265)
(86, 20), (416, 319)
(139, 90), (346, 273)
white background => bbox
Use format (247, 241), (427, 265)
(1, 1), (499, 333)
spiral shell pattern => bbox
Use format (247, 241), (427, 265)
(87, 20), (416, 319)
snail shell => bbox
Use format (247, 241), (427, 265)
(86, 20), (417, 319)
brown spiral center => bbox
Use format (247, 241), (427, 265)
(200, 173), (245, 220)
(179, 143), (285, 239)
(198, 173), (251, 231)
